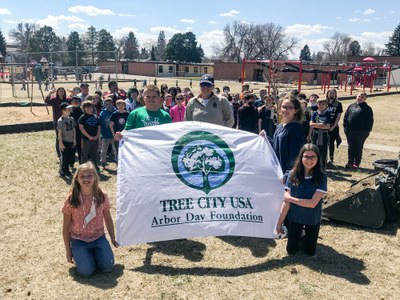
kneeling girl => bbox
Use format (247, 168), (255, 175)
(62, 162), (118, 276)
(276, 143), (327, 256)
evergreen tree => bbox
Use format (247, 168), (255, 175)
(348, 40), (361, 56)
(150, 46), (156, 61)
(0, 28), (6, 58)
(66, 31), (84, 66)
(97, 29), (115, 60)
(299, 44), (312, 62)
(28, 25), (62, 62)
(123, 32), (140, 59)
(164, 32), (204, 63)
(155, 31), (166, 60)
(140, 47), (149, 59)
(84, 26), (98, 65)
(386, 23), (400, 56)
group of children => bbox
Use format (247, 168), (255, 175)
(59, 82), (340, 277)
(57, 96), (130, 178)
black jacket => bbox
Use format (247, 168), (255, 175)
(343, 102), (373, 132)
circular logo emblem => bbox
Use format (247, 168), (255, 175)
(171, 131), (235, 194)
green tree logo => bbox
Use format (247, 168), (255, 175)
(172, 131), (235, 194)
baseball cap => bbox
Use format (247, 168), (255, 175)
(80, 83), (89, 88)
(71, 96), (81, 102)
(200, 74), (214, 85)
(310, 93), (319, 99)
(59, 102), (72, 110)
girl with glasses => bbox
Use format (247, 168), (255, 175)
(275, 143), (327, 256)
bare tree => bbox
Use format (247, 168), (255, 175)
(217, 21), (297, 62)
(323, 32), (352, 63)
(9, 22), (38, 52)
(362, 41), (381, 56)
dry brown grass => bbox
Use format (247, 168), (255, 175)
(0, 93), (399, 299)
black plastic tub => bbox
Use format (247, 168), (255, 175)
(373, 159), (399, 172)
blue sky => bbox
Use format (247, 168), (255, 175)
(1, 0), (399, 58)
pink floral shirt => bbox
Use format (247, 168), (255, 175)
(169, 105), (186, 122)
(62, 192), (110, 242)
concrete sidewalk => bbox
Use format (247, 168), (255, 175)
(341, 141), (399, 154)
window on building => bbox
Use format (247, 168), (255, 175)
(204, 67), (208, 73)
(158, 65), (163, 73)
(194, 67), (198, 74)
(185, 66), (189, 73)
(169, 66), (173, 73)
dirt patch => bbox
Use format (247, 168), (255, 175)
(0, 106), (52, 125)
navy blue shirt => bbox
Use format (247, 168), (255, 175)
(78, 113), (100, 140)
(270, 122), (304, 174)
(286, 173), (328, 225)
(110, 111), (129, 132)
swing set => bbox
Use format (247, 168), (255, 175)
(241, 57), (397, 96)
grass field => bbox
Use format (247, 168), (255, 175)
(0, 93), (399, 299)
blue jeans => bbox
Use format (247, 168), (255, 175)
(71, 234), (114, 277)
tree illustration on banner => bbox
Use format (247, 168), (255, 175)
(182, 145), (225, 193)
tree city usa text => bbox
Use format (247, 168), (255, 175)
(151, 197), (263, 227)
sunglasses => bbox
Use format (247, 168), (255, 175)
(200, 83), (213, 88)
(175, 98), (183, 100)
(303, 155), (318, 161)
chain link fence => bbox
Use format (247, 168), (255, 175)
(0, 50), (119, 103)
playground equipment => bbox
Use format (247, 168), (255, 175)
(241, 58), (398, 96)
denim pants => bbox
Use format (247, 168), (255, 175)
(71, 234), (114, 277)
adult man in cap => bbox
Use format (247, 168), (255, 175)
(185, 74), (234, 127)
(77, 83), (90, 101)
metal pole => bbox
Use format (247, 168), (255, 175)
(115, 50), (118, 82)
(268, 60), (272, 95)
(241, 58), (246, 85)
(297, 60), (303, 93)
(387, 65), (392, 92)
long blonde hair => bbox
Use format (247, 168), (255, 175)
(67, 162), (104, 208)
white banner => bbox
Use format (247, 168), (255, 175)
(116, 121), (284, 246)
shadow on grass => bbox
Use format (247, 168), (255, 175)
(323, 218), (399, 236)
(68, 263), (124, 288)
(134, 244), (369, 285)
(217, 236), (276, 258)
(326, 168), (355, 183)
(144, 239), (206, 264)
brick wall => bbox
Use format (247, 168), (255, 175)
(128, 62), (156, 76)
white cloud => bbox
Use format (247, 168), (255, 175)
(361, 31), (392, 41)
(336, 16), (342, 20)
(364, 8), (375, 15)
(0, 8), (11, 15)
(3, 18), (35, 24)
(150, 26), (181, 34)
(113, 27), (157, 47)
(180, 18), (195, 24)
(349, 18), (360, 22)
(290, 38), (331, 59)
(197, 30), (225, 56)
(68, 23), (90, 31)
(390, 10), (396, 14)
(118, 13), (134, 17)
(220, 10), (240, 17)
(113, 27), (139, 38)
(208, 20), (219, 24)
(68, 5), (115, 16)
(36, 15), (85, 29)
(285, 24), (333, 37)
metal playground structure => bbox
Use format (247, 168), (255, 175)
(241, 57), (399, 96)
